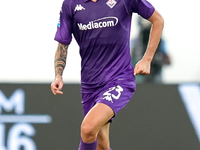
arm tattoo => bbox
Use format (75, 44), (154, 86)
(54, 43), (69, 77)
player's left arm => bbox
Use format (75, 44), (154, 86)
(134, 10), (164, 75)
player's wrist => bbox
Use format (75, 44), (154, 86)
(142, 55), (152, 63)
(55, 75), (63, 81)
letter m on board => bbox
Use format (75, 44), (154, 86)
(0, 89), (25, 114)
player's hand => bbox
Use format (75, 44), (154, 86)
(134, 59), (151, 75)
(51, 76), (64, 95)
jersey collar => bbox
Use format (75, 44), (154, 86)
(83, 0), (98, 2)
(83, 0), (90, 2)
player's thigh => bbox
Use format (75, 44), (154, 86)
(81, 103), (114, 135)
(97, 122), (110, 150)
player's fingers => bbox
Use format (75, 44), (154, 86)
(51, 83), (56, 91)
(52, 89), (57, 95)
(52, 90), (63, 95)
(57, 83), (63, 91)
(135, 68), (149, 75)
(142, 67), (150, 75)
(134, 65), (141, 75)
(55, 90), (63, 95)
(134, 65), (138, 75)
(51, 83), (59, 95)
(140, 70), (150, 75)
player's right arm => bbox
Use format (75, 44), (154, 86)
(51, 43), (69, 95)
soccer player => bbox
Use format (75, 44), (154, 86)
(51, 0), (164, 149)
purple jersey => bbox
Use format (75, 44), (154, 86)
(55, 0), (155, 93)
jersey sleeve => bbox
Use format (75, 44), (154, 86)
(124, 0), (155, 19)
(54, 0), (73, 45)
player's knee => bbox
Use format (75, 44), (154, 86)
(81, 123), (97, 141)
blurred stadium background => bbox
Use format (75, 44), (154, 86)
(0, 0), (200, 149)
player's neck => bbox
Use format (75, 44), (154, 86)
(91, 0), (97, 2)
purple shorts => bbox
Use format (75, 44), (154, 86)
(81, 79), (136, 120)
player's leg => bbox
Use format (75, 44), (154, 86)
(97, 121), (111, 150)
(79, 103), (114, 150)
(81, 103), (114, 143)
(79, 78), (135, 150)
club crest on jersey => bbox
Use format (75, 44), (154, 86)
(106, 0), (117, 9)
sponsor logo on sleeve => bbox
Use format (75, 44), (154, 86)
(57, 17), (60, 27)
